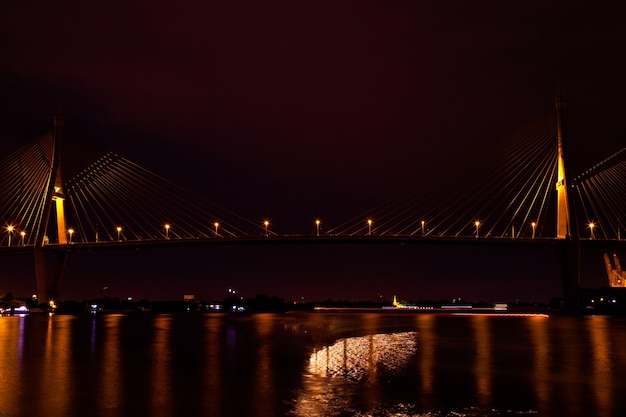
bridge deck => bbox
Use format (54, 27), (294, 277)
(2, 235), (624, 256)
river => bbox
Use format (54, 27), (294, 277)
(0, 311), (624, 417)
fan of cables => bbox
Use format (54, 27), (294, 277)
(64, 152), (265, 243)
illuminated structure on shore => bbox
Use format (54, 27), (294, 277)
(604, 253), (625, 287)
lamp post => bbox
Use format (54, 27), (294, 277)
(214, 222), (219, 236)
(20, 231), (26, 246)
(315, 219), (320, 236)
(116, 226), (122, 241)
(589, 222), (595, 240)
(6, 225), (14, 247)
(367, 219), (372, 235)
(264, 220), (269, 236)
(475, 221), (480, 238)
(68, 228), (74, 243)
(164, 223), (170, 239)
(531, 222), (536, 239)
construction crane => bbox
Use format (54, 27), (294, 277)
(604, 253), (626, 287)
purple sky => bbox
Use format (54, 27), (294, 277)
(1, 1), (624, 302)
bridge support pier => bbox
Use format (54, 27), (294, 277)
(34, 248), (68, 305)
(558, 239), (580, 313)
(32, 111), (68, 305)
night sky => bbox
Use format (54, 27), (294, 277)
(1, 1), (624, 303)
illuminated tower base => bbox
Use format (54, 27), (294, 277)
(554, 95), (580, 312)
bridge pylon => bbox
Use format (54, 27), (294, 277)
(33, 111), (69, 305)
(554, 95), (580, 311)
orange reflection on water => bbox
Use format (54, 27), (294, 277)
(587, 316), (614, 417)
(99, 315), (123, 417)
(415, 314), (435, 396)
(41, 316), (74, 417)
(527, 315), (551, 411)
(0, 317), (23, 414)
(559, 317), (584, 416)
(471, 315), (492, 406)
(150, 315), (173, 417)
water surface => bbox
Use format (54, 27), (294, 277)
(0, 312), (624, 417)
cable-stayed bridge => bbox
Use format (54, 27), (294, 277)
(1, 98), (625, 307)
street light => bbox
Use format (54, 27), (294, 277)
(20, 231), (26, 246)
(68, 228), (74, 243)
(315, 219), (320, 236)
(421, 220), (425, 236)
(264, 220), (269, 236)
(116, 226), (122, 241)
(6, 225), (14, 247)
(531, 222), (536, 239)
(589, 222), (595, 239)
(214, 222), (219, 236)
(475, 220), (480, 238)
(164, 223), (170, 239)
(367, 219), (373, 235)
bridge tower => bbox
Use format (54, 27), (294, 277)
(33, 111), (69, 305)
(554, 95), (580, 311)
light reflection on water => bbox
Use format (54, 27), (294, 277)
(0, 312), (625, 417)
(307, 332), (418, 380)
(150, 315), (173, 417)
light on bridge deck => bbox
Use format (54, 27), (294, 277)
(589, 222), (596, 239)
(5, 225), (14, 247)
